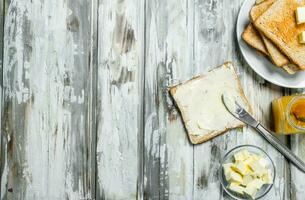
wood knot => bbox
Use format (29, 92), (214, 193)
(67, 15), (79, 32)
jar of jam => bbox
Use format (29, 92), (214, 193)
(272, 95), (305, 134)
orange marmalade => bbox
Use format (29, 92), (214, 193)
(272, 95), (305, 134)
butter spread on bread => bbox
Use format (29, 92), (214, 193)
(169, 62), (251, 144)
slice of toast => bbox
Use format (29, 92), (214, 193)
(282, 63), (300, 74)
(242, 23), (269, 55)
(255, 0), (305, 69)
(241, 0), (273, 56)
(250, 0), (290, 67)
(169, 62), (252, 144)
(250, 0), (276, 21)
(260, 35), (290, 66)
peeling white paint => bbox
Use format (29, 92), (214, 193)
(1, 0), (302, 199)
(144, 0), (194, 199)
(192, 0), (289, 199)
(2, 0), (92, 199)
(96, 0), (141, 198)
(0, 150), (8, 199)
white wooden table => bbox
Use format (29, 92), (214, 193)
(0, 0), (304, 199)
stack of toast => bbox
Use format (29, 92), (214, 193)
(242, 0), (305, 74)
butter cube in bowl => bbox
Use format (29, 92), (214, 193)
(219, 145), (275, 200)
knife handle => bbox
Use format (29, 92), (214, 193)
(255, 124), (305, 172)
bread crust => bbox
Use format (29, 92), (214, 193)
(250, 0), (276, 21)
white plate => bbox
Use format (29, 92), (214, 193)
(236, 0), (305, 88)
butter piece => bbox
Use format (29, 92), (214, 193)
(245, 167), (254, 176)
(241, 150), (250, 159)
(234, 151), (246, 162)
(248, 160), (265, 177)
(248, 178), (265, 190)
(244, 157), (255, 166)
(223, 163), (233, 171)
(262, 169), (273, 184)
(223, 163), (234, 181)
(242, 175), (254, 186)
(234, 150), (251, 162)
(229, 182), (244, 194)
(230, 170), (243, 183)
(251, 154), (261, 161)
(244, 184), (257, 199)
(258, 157), (268, 168)
(299, 31), (305, 44)
(296, 7), (305, 25)
(232, 162), (248, 176)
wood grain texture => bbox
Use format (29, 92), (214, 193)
(290, 89), (305, 200)
(95, 0), (144, 199)
(144, 0), (194, 199)
(192, 0), (289, 199)
(1, 0), (93, 199)
(290, 134), (305, 200)
(192, 0), (244, 198)
(0, 0), (305, 199)
(0, 0), (4, 198)
(88, 0), (99, 198)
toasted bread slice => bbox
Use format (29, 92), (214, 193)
(251, 0), (290, 67)
(282, 63), (300, 74)
(250, 0), (276, 21)
(255, 0), (305, 69)
(169, 62), (252, 144)
(261, 35), (290, 66)
(242, 0), (274, 56)
(242, 24), (269, 55)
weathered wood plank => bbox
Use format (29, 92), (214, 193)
(192, 0), (246, 198)
(290, 134), (305, 200)
(95, 0), (145, 199)
(88, 0), (99, 198)
(0, 0), (5, 198)
(1, 0), (93, 199)
(237, 83), (289, 200)
(290, 89), (305, 200)
(144, 0), (194, 199)
(192, 0), (289, 199)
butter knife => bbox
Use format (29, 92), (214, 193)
(222, 93), (305, 172)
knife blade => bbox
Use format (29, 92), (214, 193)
(222, 93), (305, 172)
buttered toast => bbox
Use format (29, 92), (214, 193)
(169, 62), (251, 144)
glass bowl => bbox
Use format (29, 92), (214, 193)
(219, 145), (276, 200)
